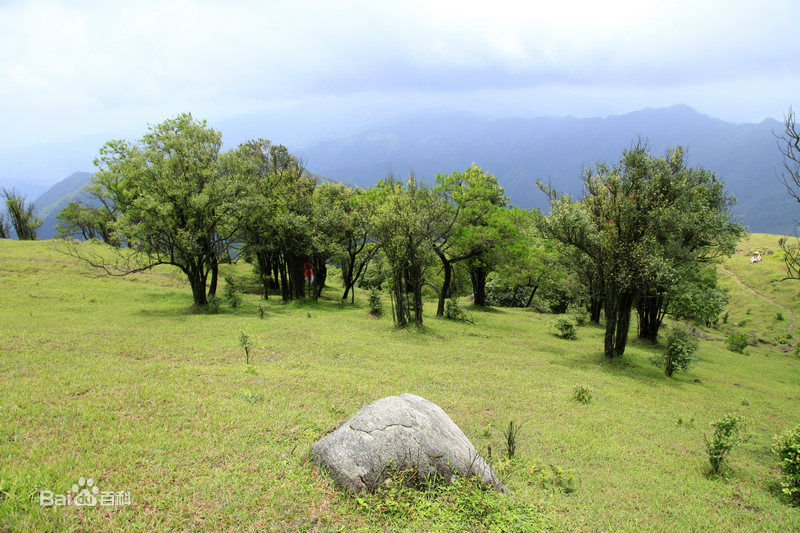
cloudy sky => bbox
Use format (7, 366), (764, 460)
(1, 0), (799, 151)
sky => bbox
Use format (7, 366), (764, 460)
(1, 0), (799, 151)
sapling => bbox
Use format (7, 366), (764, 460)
(239, 331), (251, 364)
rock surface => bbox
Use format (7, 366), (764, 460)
(310, 393), (505, 492)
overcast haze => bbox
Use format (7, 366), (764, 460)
(1, 0), (799, 152)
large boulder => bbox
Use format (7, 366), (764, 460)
(310, 393), (505, 493)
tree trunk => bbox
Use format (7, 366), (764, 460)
(525, 285), (539, 308)
(434, 247), (451, 318)
(392, 270), (408, 327)
(470, 264), (488, 306)
(410, 263), (424, 325)
(342, 252), (355, 301)
(256, 251), (271, 300)
(613, 292), (634, 356)
(208, 262), (218, 298)
(637, 294), (665, 344)
(188, 267), (209, 306)
(589, 296), (603, 324)
(279, 255), (290, 301)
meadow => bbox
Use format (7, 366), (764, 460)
(1, 236), (799, 531)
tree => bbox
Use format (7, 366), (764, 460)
(488, 208), (564, 309)
(369, 175), (446, 327)
(73, 114), (240, 307)
(232, 139), (308, 300)
(2, 188), (42, 240)
(314, 184), (377, 303)
(432, 164), (510, 317)
(55, 201), (115, 244)
(540, 144), (741, 356)
(777, 107), (800, 278)
(0, 213), (10, 239)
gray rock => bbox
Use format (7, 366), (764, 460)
(310, 393), (505, 493)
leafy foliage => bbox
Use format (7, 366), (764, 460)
(726, 333), (748, 353)
(368, 287), (383, 316)
(540, 144), (743, 356)
(774, 425), (800, 504)
(573, 385), (592, 404)
(650, 327), (699, 377)
(552, 316), (577, 340)
(2, 188), (42, 240)
(79, 114), (240, 306)
(350, 471), (539, 530)
(705, 413), (746, 474)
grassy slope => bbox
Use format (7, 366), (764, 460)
(1, 238), (799, 531)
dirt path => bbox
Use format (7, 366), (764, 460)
(720, 264), (796, 335)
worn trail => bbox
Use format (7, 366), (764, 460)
(720, 264), (796, 335)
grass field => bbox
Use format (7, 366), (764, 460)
(1, 237), (799, 531)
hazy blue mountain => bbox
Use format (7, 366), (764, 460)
(23, 105), (799, 239)
(301, 105), (795, 234)
(33, 172), (94, 240)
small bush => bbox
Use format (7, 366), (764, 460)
(573, 385), (592, 404)
(552, 316), (577, 340)
(705, 413), (745, 474)
(526, 463), (576, 494)
(224, 274), (241, 309)
(650, 327), (699, 377)
(256, 303), (266, 319)
(368, 288), (383, 316)
(776, 311), (784, 321)
(444, 296), (472, 323)
(774, 425), (800, 504)
(206, 296), (221, 314)
(571, 310), (589, 327)
(726, 333), (748, 353)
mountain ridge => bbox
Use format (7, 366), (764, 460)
(24, 105), (797, 238)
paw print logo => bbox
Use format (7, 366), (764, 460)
(72, 477), (99, 506)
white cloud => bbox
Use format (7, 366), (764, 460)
(0, 0), (798, 149)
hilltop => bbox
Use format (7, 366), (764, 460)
(1, 235), (799, 530)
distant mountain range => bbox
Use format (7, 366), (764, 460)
(16, 104), (799, 238)
(299, 105), (795, 234)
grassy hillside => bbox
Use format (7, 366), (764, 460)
(1, 238), (799, 531)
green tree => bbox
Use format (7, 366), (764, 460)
(540, 144), (741, 356)
(55, 201), (115, 244)
(0, 212), (10, 239)
(2, 188), (42, 240)
(75, 113), (241, 307)
(489, 208), (564, 309)
(231, 139), (306, 300)
(369, 175), (446, 327)
(432, 164), (510, 317)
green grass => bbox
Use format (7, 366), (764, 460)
(1, 238), (799, 531)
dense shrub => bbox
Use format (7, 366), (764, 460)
(705, 413), (745, 474)
(552, 316), (577, 340)
(650, 327), (699, 376)
(726, 333), (748, 353)
(368, 287), (383, 316)
(667, 267), (728, 327)
(444, 296), (471, 322)
(571, 310), (589, 327)
(774, 425), (800, 503)
(484, 277), (534, 307)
